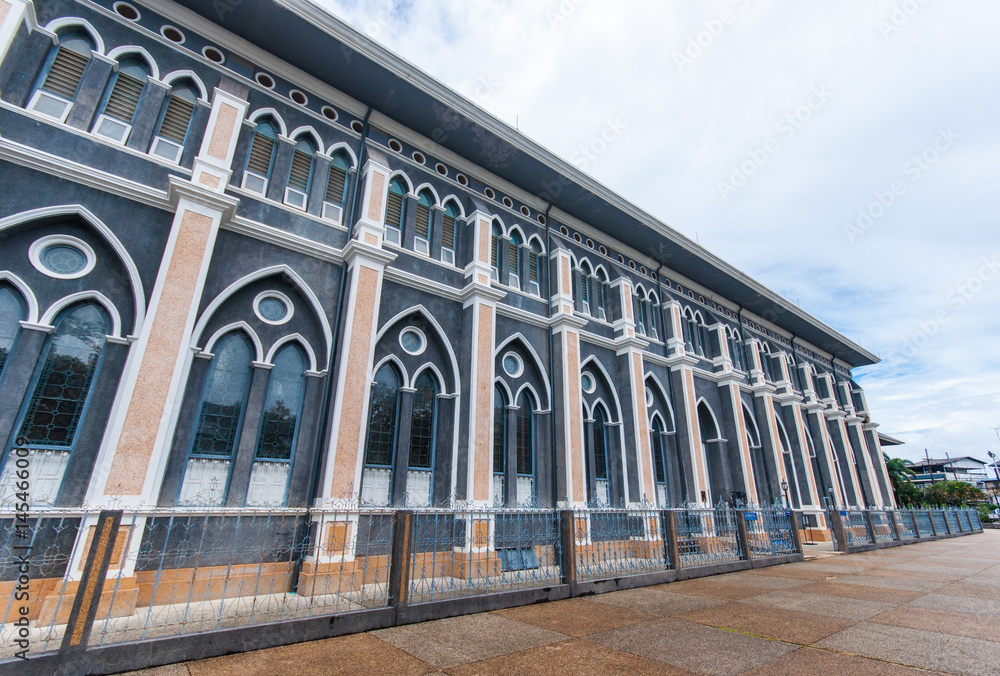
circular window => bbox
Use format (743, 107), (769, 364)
(618, 255), (625, 264)
(203, 46), (225, 64)
(537, 214), (546, 225)
(581, 372), (595, 394)
(520, 206), (530, 217)
(574, 233), (582, 243)
(388, 139), (402, 152)
(412, 151), (426, 164)
(502, 196), (513, 208)
(436, 163), (448, 176)
(254, 291), (293, 325)
(599, 245), (608, 255)
(559, 226), (569, 236)
(457, 174), (468, 186)
(399, 328), (426, 355)
(114, 2), (140, 21)
(502, 352), (522, 378)
(255, 72), (275, 89)
(629, 261), (637, 270)
(484, 187), (495, 200)
(587, 239), (594, 249)
(29, 236), (95, 279)
(351, 120), (365, 133)
(161, 26), (185, 44)
(645, 387), (653, 407)
(289, 89), (308, 106)
(321, 106), (338, 121)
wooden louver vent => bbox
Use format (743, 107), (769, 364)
(43, 48), (89, 99)
(105, 72), (145, 122)
(491, 233), (499, 267)
(288, 149), (313, 191)
(247, 133), (275, 177)
(159, 95), (195, 143)
(415, 203), (430, 239)
(528, 250), (539, 282)
(326, 165), (347, 204)
(508, 240), (518, 272)
(385, 190), (403, 228)
(442, 214), (455, 249)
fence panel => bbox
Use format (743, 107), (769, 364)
(844, 511), (871, 546)
(944, 510), (961, 533)
(914, 511), (933, 536)
(895, 511), (917, 539)
(574, 508), (669, 582)
(870, 511), (895, 543)
(931, 511), (947, 534)
(744, 508), (797, 558)
(407, 508), (562, 603)
(675, 506), (742, 567)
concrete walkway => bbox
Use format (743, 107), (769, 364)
(123, 530), (1000, 676)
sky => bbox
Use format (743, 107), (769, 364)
(310, 0), (1000, 465)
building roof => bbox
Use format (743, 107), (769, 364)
(907, 457), (987, 469)
(167, 0), (879, 367)
(878, 433), (904, 446)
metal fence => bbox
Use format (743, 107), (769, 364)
(915, 510), (934, 535)
(870, 511), (895, 543)
(843, 510), (872, 546)
(931, 510), (948, 534)
(896, 511), (917, 539)
(675, 505), (743, 567)
(573, 507), (670, 582)
(944, 510), (961, 533)
(743, 508), (798, 558)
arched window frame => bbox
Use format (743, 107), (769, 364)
(283, 135), (318, 210)
(360, 363), (402, 506)
(515, 390), (536, 505)
(729, 330), (744, 370)
(650, 414), (669, 507)
(150, 79), (199, 164)
(0, 286), (25, 380)
(322, 150), (353, 224)
(384, 178), (408, 246)
(441, 201), (460, 266)
(490, 221), (502, 281)
(93, 54), (151, 145)
(590, 404), (611, 506)
(579, 261), (593, 315)
(413, 190), (434, 256)
(508, 229), (524, 290)
(246, 344), (307, 507)
(492, 384), (507, 506)
(242, 117), (280, 196)
(594, 268), (608, 318)
(405, 371), (438, 507)
(28, 28), (97, 122)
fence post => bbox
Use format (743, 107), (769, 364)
(863, 511), (877, 546)
(559, 510), (578, 594)
(829, 509), (848, 552)
(389, 510), (415, 615)
(910, 511), (921, 538)
(927, 510), (937, 536)
(661, 510), (680, 570)
(954, 510), (964, 533)
(60, 510), (124, 655)
(942, 511), (953, 535)
(888, 511), (901, 541)
(789, 510), (804, 554)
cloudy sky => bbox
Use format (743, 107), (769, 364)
(311, 0), (1000, 464)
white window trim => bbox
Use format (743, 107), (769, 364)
(502, 351), (523, 378)
(28, 89), (73, 123)
(283, 186), (308, 211)
(92, 113), (132, 145)
(399, 327), (427, 356)
(253, 290), (294, 326)
(385, 226), (401, 246)
(441, 247), (455, 266)
(150, 135), (184, 164)
(414, 237), (430, 256)
(29, 235), (97, 280)
(321, 201), (343, 224)
(241, 170), (269, 196)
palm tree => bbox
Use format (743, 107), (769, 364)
(884, 454), (920, 506)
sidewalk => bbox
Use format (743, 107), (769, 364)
(123, 531), (1000, 676)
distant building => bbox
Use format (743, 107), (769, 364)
(906, 457), (989, 487)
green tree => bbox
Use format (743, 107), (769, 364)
(922, 480), (986, 507)
(884, 454), (921, 506)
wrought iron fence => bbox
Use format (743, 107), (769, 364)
(870, 511), (896, 543)
(931, 510), (948, 534)
(743, 508), (798, 558)
(406, 508), (562, 603)
(843, 510), (872, 546)
(675, 504), (742, 567)
(895, 511), (917, 539)
(573, 507), (669, 582)
(944, 510), (961, 533)
(914, 510), (933, 535)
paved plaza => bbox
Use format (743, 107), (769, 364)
(123, 530), (1000, 675)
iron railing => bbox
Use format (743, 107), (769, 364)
(573, 507), (670, 581)
(675, 504), (743, 567)
(744, 508), (798, 558)
(870, 511), (896, 543)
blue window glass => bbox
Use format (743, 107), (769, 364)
(0, 287), (24, 378)
(408, 372), (437, 470)
(257, 296), (288, 322)
(40, 244), (87, 275)
(593, 406), (609, 482)
(651, 417), (667, 485)
(516, 392), (534, 477)
(493, 385), (506, 477)
(363, 364), (400, 467)
(254, 345), (305, 461)
(190, 334), (252, 458)
(18, 304), (109, 446)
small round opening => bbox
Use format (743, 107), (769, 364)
(255, 72), (275, 89)
(114, 3), (140, 21)
(388, 139), (403, 152)
(161, 26), (185, 43)
(202, 46), (225, 63)
(520, 206), (530, 217)
(321, 106), (338, 121)
(599, 245), (607, 255)
(412, 152), (425, 164)
(587, 239), (594, 249)
(537, 214), (546, 225)
(457, 174), (468, 186)
(399, 328), (426, 355)
(560, 226), (569, 236)
(574, 233), (582, 243)
(290, 90), (308, 105)
(502, 196), (513, 208)
(351, 120), (364, 133)
(436, 163), (448, 176)
(484, 187), (495, 200)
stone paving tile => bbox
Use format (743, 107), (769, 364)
(908, 592), (1000, 617)
(493, 597), (657, 637)
(936, 580), (1000, 600)
(739, 646), (933, 676)
(816, 621), (1000, 676)
(186, 633), (436, 676)
(120, 666), (191, 676)
(961, 574), (1000, 587)
(591, 616), (797, 676)
(372, 613), (566, 669)
(710, 570), (810, 589)
(870, 605), (1000, 643)
(586, 586), (728, 616)
(884, 563), (984, 577)
(674, 600), (856, 644)
(824, 573), (948, 593)
(861, 567), (965, 584)
(444, 638), (700, 676)
(743, 589), (895, 621)
(792, 581), (922, 605)
(746, 565), (840, 582)
(661, 578), (770, 601)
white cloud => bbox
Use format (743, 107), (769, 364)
(310, 0), (1000, 462)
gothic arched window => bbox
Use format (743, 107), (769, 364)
(406, 371), (437, 506)
(29, 29), (96, 121)
(95, 56), (151, 143)
(651, 416), (669, 507)
(515, 391), (535, 505)
(384, 178), (407, 246)
(0, 287), (24, 378)
(243, 117), (279, 195)
(493, 384), (507, 505)
(591, 405), (610, 506)
(360, 363), (401, 505)
(151, 80), (199, 163)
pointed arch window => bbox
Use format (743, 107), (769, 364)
(682, 311), (695, 352)
(698, 320), (712, 357)
(595, 269), (607, 317)
(588, 405), (611, 506)
(651, 416), (669, 507)
(516, 391), (535, 505)
(441, 202), (458, 265)
(490, 221), (502, 281)
(284, 136), (317, 210)
(775, 416), (802, 508)
(729, 332), (744, 370)
(243, 118), (279, 196)
(94, 56), (150, 144)
(151, 80), (198, 163)
(509, 230), (523, 289)
(361, 364), (400, 506)
(246, 345), (306, 506)
(406, 372), (437, 507)
(323, 151), (352, 223)
(384, 178), (407, 246)
(634, 293), (646, 335)
(178, 333), (252, 506)
(2, 303), (109, 506)
(493, 385), (507, 506)
(414, 191), (434, 256)
(647, 295), (658, 338)
(579, 262), (593, 315)
(0, 287), (24, 379)
(759, 344), (774, 381)
(29, 29), (96, 121)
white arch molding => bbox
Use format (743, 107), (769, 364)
(43, 17), (106, 55)
(386, 170), (414, 195)
(494, 333), (552, 409)
(246, 108), (288, 136)
(412, 183), (442, 205)
(0, 272), (40, 324)
(40, 290), (123, 338)
(106, 46), (161, 80)
(288, 125), (325, 151)
(266, 333), (320, 373)
(161, 70), (209, 101)
(325, 142), (359, 169)
(201, 321), (264, 363)
(373, 306), (460, 395)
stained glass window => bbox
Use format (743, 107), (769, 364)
(363, 364), (400, 467)
(493, 385), (507, 475)
(40, 244), (87, 275)
(651, 417), (667, 484)
(190, 333), (252, 457)
(408, 372), (437, 469)
(19, 304), (109, 446)
(0, 287), (23, 377)
(516, 392), (534, 476)
(593, 406), (609, 481)
(254, 346), (305, 460)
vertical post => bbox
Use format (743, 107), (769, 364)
(863, 511), (876, 545)
(662, 510), (680, 570)
(389, 510), (414, 614)
(927, 510), (937, 536)
(910, 511), (920, 538)
(888, 511), (901, 541)
(559, 509), (577, 594)
(829, 509), (848, 552)
(942, 511), (953, 535)
(60, 511), (123, 654)
(735, 511), (751, 561)
(789, 510), (804, 554)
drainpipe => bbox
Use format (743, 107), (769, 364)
(656, 265), (688, 504)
